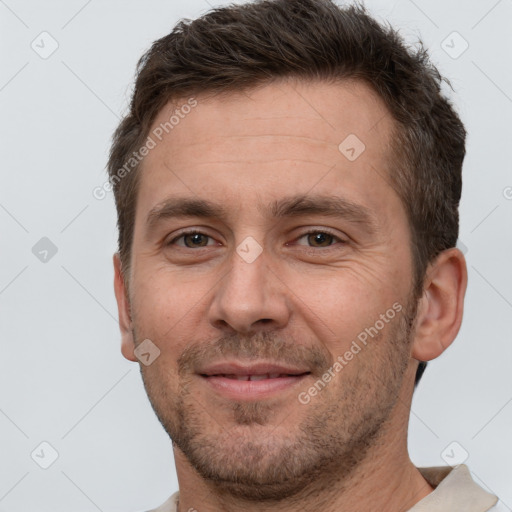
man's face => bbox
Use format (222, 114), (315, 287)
(120, 79), (419, 499)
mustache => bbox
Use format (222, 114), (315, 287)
(177, 331), (334, 377)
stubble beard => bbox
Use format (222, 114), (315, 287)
(137, 297), (418, 502)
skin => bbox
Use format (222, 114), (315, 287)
(113, 78), (467, 512)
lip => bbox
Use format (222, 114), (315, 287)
(197, 361), (311, 401)
(198, 361), (310, 376)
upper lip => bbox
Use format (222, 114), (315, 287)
(197, 361), (310, 376)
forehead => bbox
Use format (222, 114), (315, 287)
(135, 78), (399, 224)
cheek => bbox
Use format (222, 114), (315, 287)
(136, 263), (212, 314)
(285, 266), (402, 351)
(130, 271), (206, 352)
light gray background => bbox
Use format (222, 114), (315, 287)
(1, 0), (511, 511)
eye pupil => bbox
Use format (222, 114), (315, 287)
(308, 232), (332, 247)
(185, 233), (208, 247)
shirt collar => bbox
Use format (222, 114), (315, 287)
(409, 464), (498, 511)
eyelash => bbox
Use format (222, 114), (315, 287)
(168, 229), (346, 248)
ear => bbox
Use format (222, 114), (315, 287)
(411, 247), (468, 362)
(113, 253), (137, 362)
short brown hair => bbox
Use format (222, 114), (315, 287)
(107, 0), (466, 381)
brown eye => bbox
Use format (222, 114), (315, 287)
(183, 233), (209, 247)
(307, 232), (334, 247)
(293, 229), (345, 248)
(169, 231), (215, 248)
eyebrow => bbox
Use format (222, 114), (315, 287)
(268, 194), (379, 234)
(145, 194), (379, 235)
(146, 198), (228, 232)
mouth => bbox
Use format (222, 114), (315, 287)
(197, 362), (311, 400)
(209, 373), (308, 381)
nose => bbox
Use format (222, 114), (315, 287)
(207, 244), (291, 334)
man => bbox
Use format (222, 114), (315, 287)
(108, 0), (498, 510)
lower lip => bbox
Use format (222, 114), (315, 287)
(200, 374), (309, 400)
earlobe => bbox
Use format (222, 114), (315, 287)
(113, 253), (137, 362)
(411, 247), (468, 362)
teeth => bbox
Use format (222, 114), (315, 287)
(248, 374), (268, 381)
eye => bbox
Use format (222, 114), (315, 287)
(295, 229), (346, 248)
(168, 230), (217, 248)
